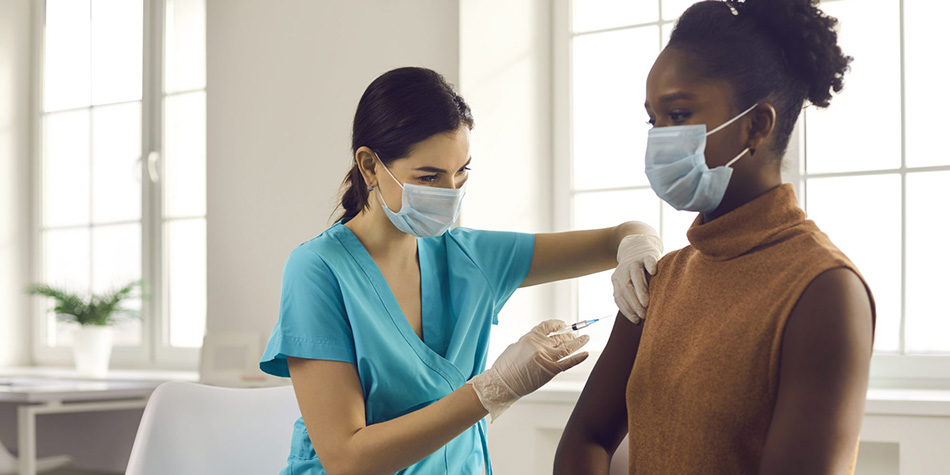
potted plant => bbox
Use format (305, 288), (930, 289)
(27, 281), (143, 377)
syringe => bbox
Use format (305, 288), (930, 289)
(551, 315), (616, 335)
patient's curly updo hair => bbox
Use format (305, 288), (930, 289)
(668, 0), (852, 157)
(337, 67), (474, 220)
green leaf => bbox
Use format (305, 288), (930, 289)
(27, 280), (145, 326)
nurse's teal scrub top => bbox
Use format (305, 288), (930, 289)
(260, 220), (534, 475)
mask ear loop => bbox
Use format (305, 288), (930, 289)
(706, 103), (758, 136)
(710, 104), (758, 168)
(374, 152), (405, 189)
(373, 151), (404, 211)
(724, 147), (751, 167)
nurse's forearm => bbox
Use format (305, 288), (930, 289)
(523, 220), (657, 287)
(342, 384), (488, 474)
(611, 221), (659, 253)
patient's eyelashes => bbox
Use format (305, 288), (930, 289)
(670, 110), (692, 124)
(643, 110), (692, 127)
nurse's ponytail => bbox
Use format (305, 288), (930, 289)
(337, 67), (474, 221)
(667, 0), (852, 158)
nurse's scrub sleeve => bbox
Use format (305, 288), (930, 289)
(260, 245), (356, 377)
(447, 228), (534, 323)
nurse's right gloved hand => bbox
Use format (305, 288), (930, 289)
(467, 320), (589, 422)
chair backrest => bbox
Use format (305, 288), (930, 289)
(126, 381), (300, 475)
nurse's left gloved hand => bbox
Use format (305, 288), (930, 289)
(468, 320), (589, 422)
(611, 233), (663, 324)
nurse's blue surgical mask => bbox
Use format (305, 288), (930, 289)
(644, 103), (757, 214)
(374, 153), (467, 238)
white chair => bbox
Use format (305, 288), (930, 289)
(0, 441), (70, 475)
(609, 435), (629, 475)
(125, 381), (299, 475)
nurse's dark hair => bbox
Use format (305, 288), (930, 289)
(668, 0), (851, 157)
(337, 67), (474, 220)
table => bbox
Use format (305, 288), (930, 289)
(0, 368), (197, 475)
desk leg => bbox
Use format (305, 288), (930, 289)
(17, 405), (36, 475)
(12, 399), (147, 475)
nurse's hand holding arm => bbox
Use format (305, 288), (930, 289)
(288, 319), (588, 475)
(525, 221), (662, 322)
(469, 319), (590, 421)
(612, 233), (663, 323)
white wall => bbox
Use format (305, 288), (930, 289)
(205, 0), (461, 341)
(0, 0), (33, 367)
(459, 0), (552, 235)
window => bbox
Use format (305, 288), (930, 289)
(801, 0), (950, 357)
(34, 0), (206, 368)
(560, 0), (950, 379)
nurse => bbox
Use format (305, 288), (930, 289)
(260, 66), (663, 474)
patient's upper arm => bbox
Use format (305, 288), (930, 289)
(758, 268), (873, 475)
(555, 311), (642, 473)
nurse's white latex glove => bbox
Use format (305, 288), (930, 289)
(611, 233), (663, 324)
(468, 320), (589, 422)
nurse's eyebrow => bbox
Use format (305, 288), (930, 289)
(414, 157), (473, 174)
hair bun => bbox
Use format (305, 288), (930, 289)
(735, 0), (852, 108)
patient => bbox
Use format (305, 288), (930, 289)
(555, 0), (875, 473)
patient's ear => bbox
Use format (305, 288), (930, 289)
(748, 103), (777, 153)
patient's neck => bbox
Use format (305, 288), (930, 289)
(703, 172), (782, 223)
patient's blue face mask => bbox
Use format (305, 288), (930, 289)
(374, 153), (467, 238)
(644, 103), (757, 214)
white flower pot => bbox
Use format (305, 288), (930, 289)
(73, 326), (113, 378)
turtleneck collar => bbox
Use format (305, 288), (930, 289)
(686, 184), (805, 261)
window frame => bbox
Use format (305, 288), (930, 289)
(30, 0), (202, 370)
(553, 0), (950, 388)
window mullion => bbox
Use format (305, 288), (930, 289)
(31, 0), (49, 360)
(142, 0), (165, 364)
(898, 0), (907, 356)
(87, 5), (94, 302)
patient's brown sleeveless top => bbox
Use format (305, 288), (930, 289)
(626, 184), (875, 474)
